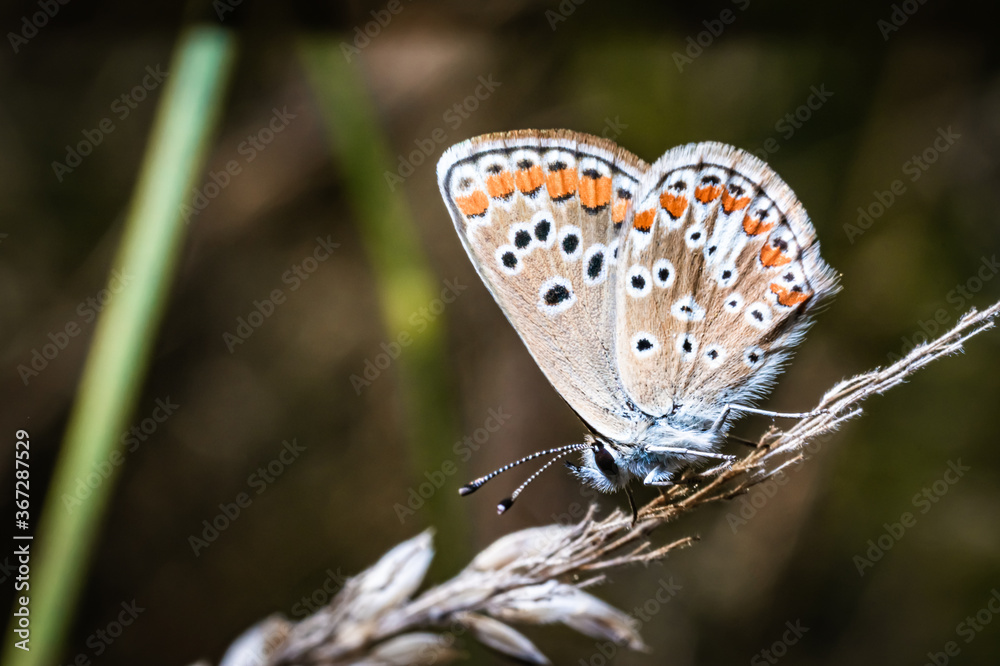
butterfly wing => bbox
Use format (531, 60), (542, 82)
(438, 130), (648, 442)
(615, 142), (839, 423)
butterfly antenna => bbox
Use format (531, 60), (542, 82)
(459, 442), (591, 497)
(496, 446), (586, 515)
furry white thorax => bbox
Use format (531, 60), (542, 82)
(570, 411), (729, 493)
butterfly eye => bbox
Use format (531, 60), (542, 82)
(593, 443), (619, 476)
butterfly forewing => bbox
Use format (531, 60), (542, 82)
(438, 130), (648, 442)
(615, 142), (839, 421)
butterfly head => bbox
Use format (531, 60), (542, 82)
(567, 436), (630, 493)
(570, 416), (728, 492)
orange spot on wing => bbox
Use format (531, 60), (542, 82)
(485, 171), (515, 200)
(455, 190), (489, 218)
(694, 185), (722, 204)
(579, 175), (612, 211)
(770, 283), (811, 306)
(515, 165), (544, 194)
(760, 244), (792, 267)
(659, 192), (689, 220)
(546, 167), (578, 201)
(634, 208), (655, 232)
(742, 214), (775, 236)
(722, 190), (751, 214)
(612, 198), (629, 224)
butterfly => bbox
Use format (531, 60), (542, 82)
(436, 130), (839, 515)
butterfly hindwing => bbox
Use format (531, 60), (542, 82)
(615, 142), (839, 422)
(437, 130), (647, 442)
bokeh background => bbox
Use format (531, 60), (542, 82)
(2, 1), (1000, 664)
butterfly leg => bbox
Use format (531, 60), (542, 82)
(726, 433), (761, 448)
(646, 445), (735, 461)
(700, 460), (735, 476)
(625, 485), (639, 525)
(711, 404), (827, 432)
(643, 466), (674, 486)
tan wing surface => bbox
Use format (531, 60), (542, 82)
(438, 130), (648, 441)
(614, 142), (839, 421)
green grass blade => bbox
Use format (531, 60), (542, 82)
(3, 26), (237, 666)
(298, 39), (468, 572)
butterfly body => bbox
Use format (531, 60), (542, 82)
(575, 417), (726, 493)
(437, 130), (838, 502)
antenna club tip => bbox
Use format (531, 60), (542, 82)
(458, 483), (478, 496)
(497, 497), (514, 514)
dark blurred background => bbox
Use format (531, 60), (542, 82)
(2, 1), (1000, 664)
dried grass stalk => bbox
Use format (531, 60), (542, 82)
(208, 301), (1000, 666)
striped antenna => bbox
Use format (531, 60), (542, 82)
(458, 442), (592, 496)
(497, 447), (584, 515)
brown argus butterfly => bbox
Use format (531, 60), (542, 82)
(437, 130), (839, 514)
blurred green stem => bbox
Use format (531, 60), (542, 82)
(298, 40), (468, 572)
(3, 26), (236, 666)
